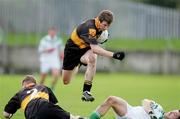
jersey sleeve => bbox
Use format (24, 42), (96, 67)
(46, 87), (58, 104)
(4, 93), (21, 114)
(38, 38), (46, 53)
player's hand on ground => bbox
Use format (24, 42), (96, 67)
(3, 111), (13, 119)
(113, 51), (125, 60)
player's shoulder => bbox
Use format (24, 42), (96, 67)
(33, 85), (51, 93)
(80, 18), (95, 29)
(86, 19), (96, 27)
(40, 35), (50, 43)
(37, 84), (51, 90)
(42, 35), (50, 40)
(35, 84), (47, 89)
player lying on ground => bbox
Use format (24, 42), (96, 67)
(4, 77), (179, 119)
(3, 75), (84, 119)
(89, 96), (180, 119)
(62, 9), (125, 102)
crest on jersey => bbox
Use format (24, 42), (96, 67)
(89, 29), (96, 37)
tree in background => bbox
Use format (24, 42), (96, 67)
(132, 0), (180, 9)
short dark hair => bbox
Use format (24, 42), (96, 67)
(22, 75), (36, 85)
(48, 26), (57, 31)
(98, 10), (114, 25)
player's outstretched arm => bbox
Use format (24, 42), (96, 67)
(90, 44), (125, 60)
(3, 93), (21, 119)
(90, 44), (113, 57)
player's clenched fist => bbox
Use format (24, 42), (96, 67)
(113, 51), (125, 60)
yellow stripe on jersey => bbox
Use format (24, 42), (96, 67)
(71, 28), (87, 49)
(95, 17), (100, 29)
(21, 92), (49, 110)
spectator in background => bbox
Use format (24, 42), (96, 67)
(38, 27), (64, 90)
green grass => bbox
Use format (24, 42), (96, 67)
(0, 73), (180, 119)
(1, 33), (180, 51)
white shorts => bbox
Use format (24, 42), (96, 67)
(40, 60), (61, 73)
(116, 104), (150, 119)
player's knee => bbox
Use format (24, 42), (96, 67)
(88, 55), (97, 65)
(62, 71), (72, 85)
(63, 80), (70, 85)
(63, 77), (71, 85)
(107, 96), (118, 105)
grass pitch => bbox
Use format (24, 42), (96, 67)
(0, 73), (180, 119)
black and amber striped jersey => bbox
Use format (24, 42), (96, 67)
(69, 18), (102, 49)
(4, 85), (58, 115)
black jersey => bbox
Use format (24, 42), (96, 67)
(69, 18), (102, 49)
(63, 18), (103, 70)
(4, 85), (58, 116)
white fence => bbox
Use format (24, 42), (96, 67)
(0, 0), (179, 39)
(0, 0), (180, 74)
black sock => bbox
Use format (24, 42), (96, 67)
(83, 83), (92, 92)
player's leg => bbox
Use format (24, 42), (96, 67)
(89, 96), (127, 119)
(40, 73), (47, 84)
(80, 50), (97, 101)
(47, 102), (86, 119)
(51, 68), (60, 90)
(62, 44), (82, 85)
(39, 62), (49, 85)
(36, 101), (70, 119)
(62, 66), (79, 85)
(50, 60), (62, 90)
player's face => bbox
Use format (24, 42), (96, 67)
(22, 82), (36, 88)
(22, 82), (26, 88)
(99, 21), (109, 31)
(48, 29), (57, 38)
(165, 110), (180, 119)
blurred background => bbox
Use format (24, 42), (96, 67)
(0, 1), (180, 119)
(0, 0), (180, 74)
